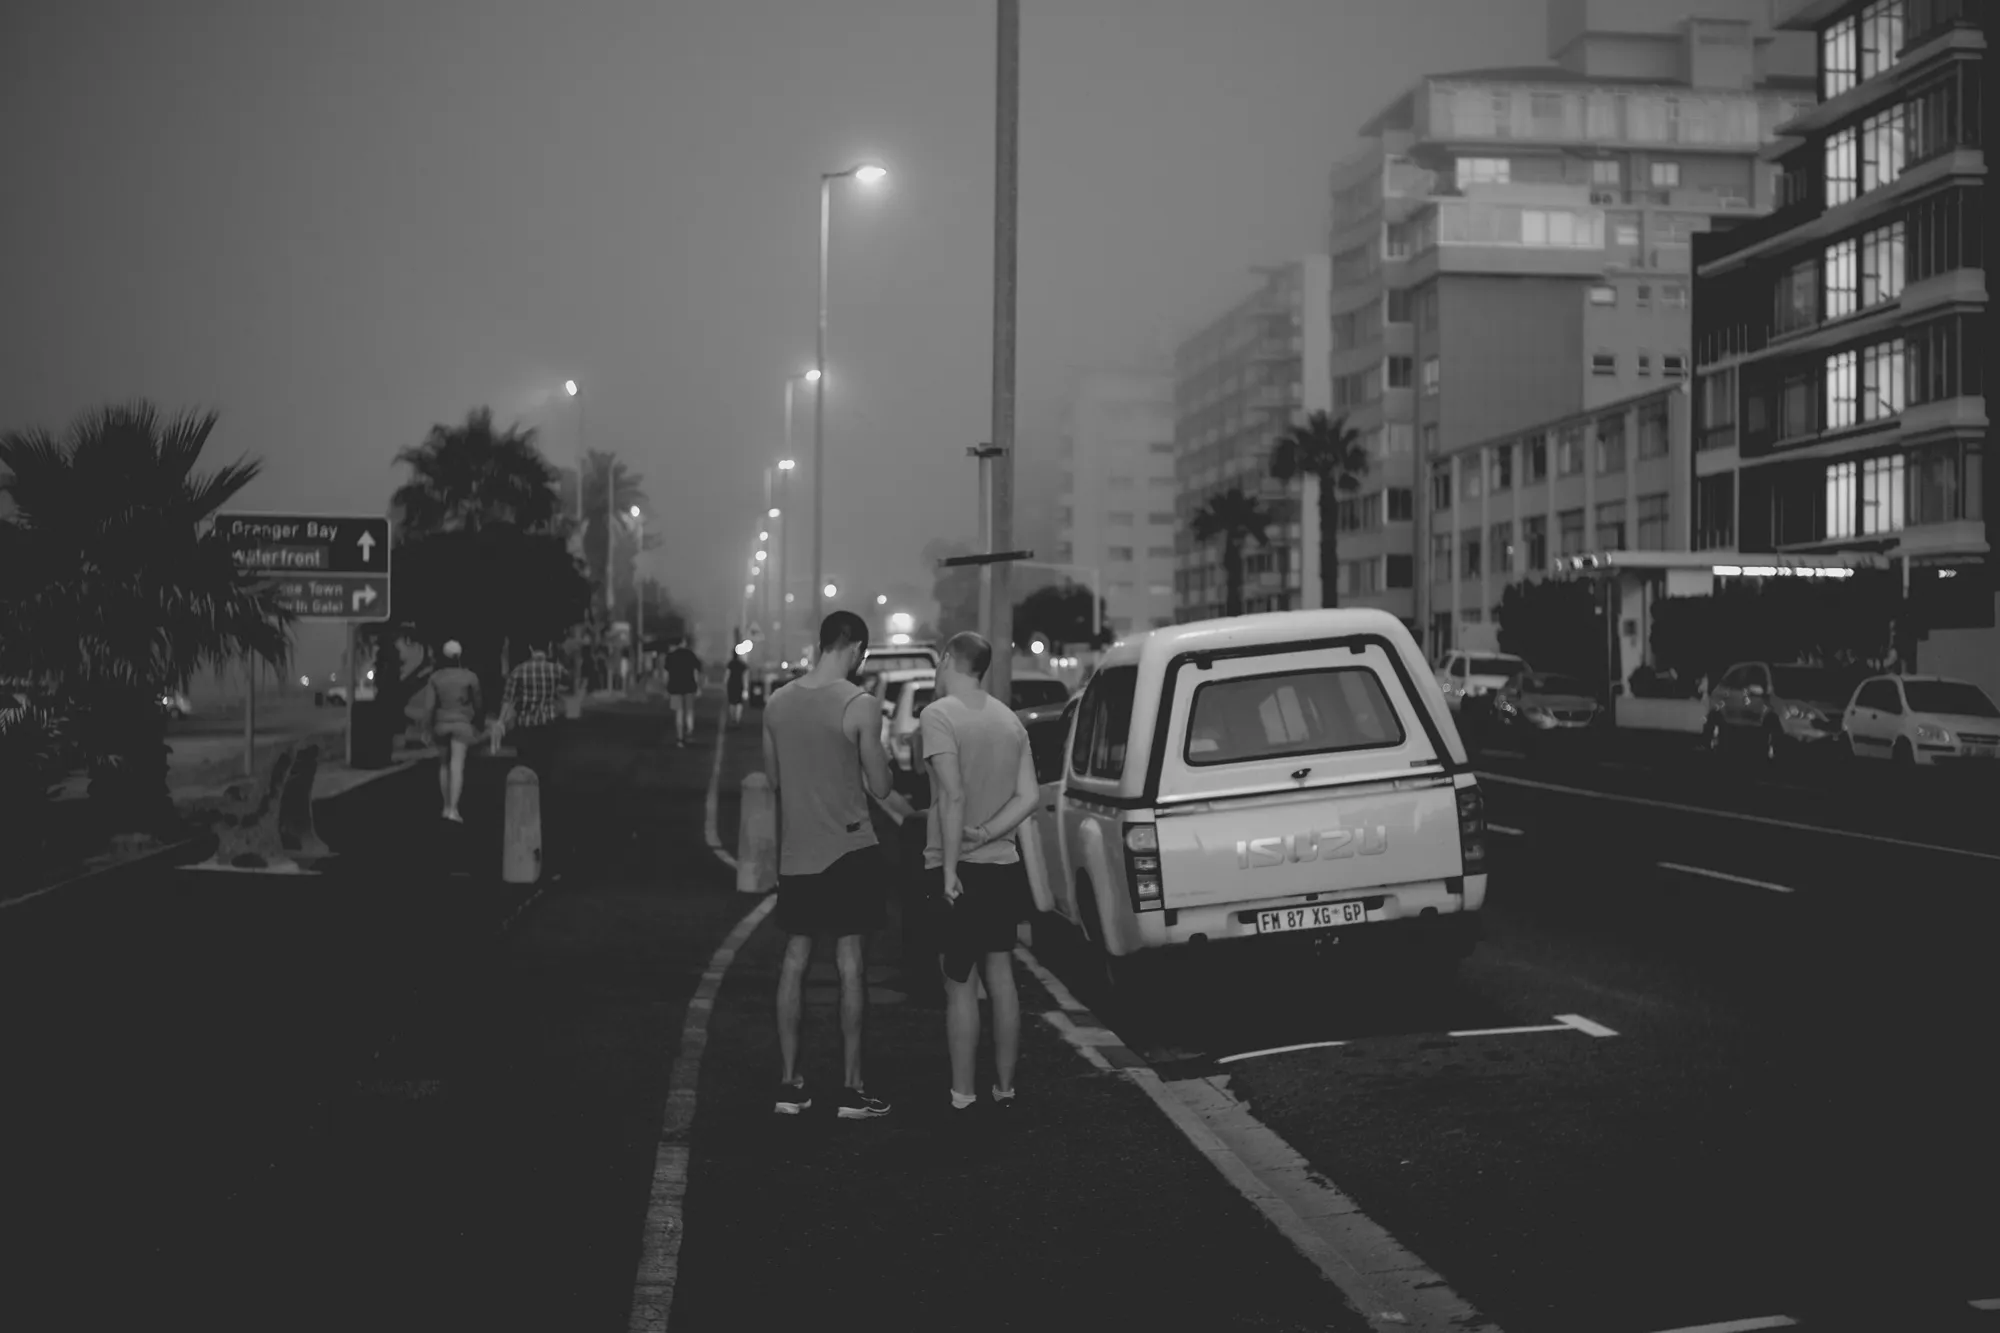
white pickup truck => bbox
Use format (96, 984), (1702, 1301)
(1019, 609), (1487, 991)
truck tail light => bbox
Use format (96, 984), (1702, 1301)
(1125, 823), (1164, 912)
(1456, 784), (1487, 875)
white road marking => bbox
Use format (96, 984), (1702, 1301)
(1970, 1296), (2000, 1310)
(1487, 823), (1525, 836)
(627, 705), (772, 1333)
(1640, 1317), (1796, 1333)
(1017, 946), (1501, 1333)
(1446, 1022), (1573, 1038)
(1554, 1012), (1618, 1037)
(1481, 748), (1528, 760)
(1476, 770), (2000, 863)
(1216, 1039), (1350, 1064)
(1658, 862), (1797, 894)
(701, 705), (738, 871)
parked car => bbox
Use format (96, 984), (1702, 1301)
(862, 642), (940, 682)
(1842, 675), (2000, 767)
(1433, 650), (1529, 715)
(881, 673), (938, 772)
(1009, 671), (1070, 710)
(322, 680), (378, 706)
(1702, 661), (1852, 762)
(1021, 608), (1486, 993)
(1487, 670), (1604, 750)
(157, 690), (193, 719)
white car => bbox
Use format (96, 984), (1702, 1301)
(869, 668), (936, 770)
(1841, 675), (2000, 767)
(1434, 650), (1529, 714)
(1022, 608), (1487, 992)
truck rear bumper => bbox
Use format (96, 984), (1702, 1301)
(1134, 876), (1485, 954)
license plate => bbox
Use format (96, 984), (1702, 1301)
(1256, 901), (1367, 934)
(1968, 745), (1997, 759)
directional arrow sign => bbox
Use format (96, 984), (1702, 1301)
(219, 512), (392, 622)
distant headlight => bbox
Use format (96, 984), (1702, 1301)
(1914, 723), (1953, 745)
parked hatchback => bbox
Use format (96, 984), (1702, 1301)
(1842, 675), (2000, 767)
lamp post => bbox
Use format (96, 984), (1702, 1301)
(628, 504), (645, 650)
(564, 378), (586, 700)
(813, 164), (887, 643)
(780, 370), (811, 659)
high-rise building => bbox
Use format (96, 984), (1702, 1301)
(1172, 258), (1334, 621)
(1692, 0), (1994, 697)
(1326, 0), (1817, 655)
(1056, 371), (1179, 639)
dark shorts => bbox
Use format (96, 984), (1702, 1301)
(928, 860), (1031, 981)
(777, 846), (888, 938)
(433, 718), (477, 745)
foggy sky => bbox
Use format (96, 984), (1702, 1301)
(1, 0), (1545, 669)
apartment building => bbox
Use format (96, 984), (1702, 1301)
(1055, 371), (1179, 638)
(1324, 0), (1816, 654)
(1690, 0), (1993, 695)
(1172, 258), (1334, 620)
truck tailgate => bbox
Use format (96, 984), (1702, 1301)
(1154, 776), (1462, 910)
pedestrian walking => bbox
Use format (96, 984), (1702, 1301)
(725, 651), (749, 726)
(763, 611), (913, 1119)
(497, 639), (571, 876)
(665, 638), (702, 746)
(921, 631), (1040, 1116)
(425, 640), (483, 823)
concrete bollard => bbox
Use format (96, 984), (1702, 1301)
(502, 764), (542, 884)
(735, 772), (779, 895)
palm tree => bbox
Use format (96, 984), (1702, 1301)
(391, 408), (563, 538)
(1190, 487), (1273, 618)
(573, 451), (651, 606)
(0, 402), (289, 830)
(1269, 410), (1368, 609)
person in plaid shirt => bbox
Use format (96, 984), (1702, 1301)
(499, 641), (572, 876)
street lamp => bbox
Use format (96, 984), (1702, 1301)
(625, 503), (646, 658)
(823, 582), (838, 599)
(875, 593), (888, 605)
(814, 161), (889, 640)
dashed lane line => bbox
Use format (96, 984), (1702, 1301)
(627, 705), (772, 1333)
(1641, 1317), (1796, 1333)
(1219, 1012), (1616, 1063)
(1972, 1297), (2000, 1310)
(1016, 944), (1502, 1333)
(1658, 861), (1797, 894)
(1216, 1039), (1349, 1064)
(1476, 770), (2000, 863)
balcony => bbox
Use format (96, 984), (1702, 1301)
(1419, 80), (1813, 153)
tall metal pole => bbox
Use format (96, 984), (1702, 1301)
(634, 513), (645, 652)
(813, 178), (832, 648)
(572, 388), (586, 695)
(783, 378), (796, 659)
(985, 0), (1021, 705)
(762, 467), (775, 657)
(605, 456), (617, 614)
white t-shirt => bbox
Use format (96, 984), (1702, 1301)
(920, 691), (1028, 869)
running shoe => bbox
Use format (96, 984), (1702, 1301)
(773, 1080), (812, 1115)
(835, 1087), (891, 1119)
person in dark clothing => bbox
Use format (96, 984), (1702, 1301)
(726, 653), (749, 726)
(665, 640), (702, 746)
(424, 639), (484, 822)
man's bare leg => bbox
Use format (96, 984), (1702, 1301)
(776, 934), (815, 1085)
(984, 951), (1021, 1094)
(944, 959), (982, 1099)
(835, 933), (867, 1089)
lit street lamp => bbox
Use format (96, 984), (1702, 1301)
(823, 582), (839, 600)
(813, 161), (889, 641)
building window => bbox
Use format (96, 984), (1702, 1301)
(1456, 157), (1510, 188)
(1108, 545), (1134, 561)
(1386, 554), (1414, 587)
(1108, 511), (1135, 526)
(1524, 515), (1548, 570)
(1461, 528), (1482, 579)
(1595, 416), (1626, 474)
(1661, 283), (1688, 308)
(1422, 422), (1440, 460)
(1636, 493), (1670, 550)
(1382, 423), (1414, 456)
(1591, 351), (1617, 377)
(1638, 403), (1669, 459)
(1148, 510), (1177, 525)
(1908, 188), (1982, 282)
(1461, 461), (1483, 501)
(1147, 544), (1175, 559)
(1429, 532), (1453, 582)
(1861, 454), (1906, 535)
(1417, 285), (1439, 331)
(1777, 372), (1819, 441)
(1490, 520), (1515, 573)
(1595, 500), (1627, 551)
(1421, 357), (1440, 396)
(1491, 443), (1513, 492)
(1387, 487), (1413, 521)
(1825, 461), (1858, 539)
(1776, 257), (1819, 333)
(1862, 338), (1905, 420)
(1860, 221), (1906, 307)
(1909, 440), (1983, 526)
(1521, 209), (1602, 247)
(1149, 441), (1175, 455)
(1386, 356), (1414, 388)
(1908, 316), (1982, 405)
(1650, 161), (1681, 188)
(1908, 65), (1982, 166)
(1638, 353), (1654, 377)
(1637, 283), (1653, 308)
(1431, 462), (1452, 511)
(1591, 159), (1620, 185)
(1823, 12), (1859, 97)
(1614, 222), (1640, 247)
(1860, 105), (1906, 194)
(1858, 1), (1905, 84)
(1385, 221), (1413, 259)
(1825, 237), (1858, 318)
(1386, 288), (1412, 323)
(1826, 127), (1858, 207)
(1557, 427), (1585, 476)
(1663, 352), (1687, 378)
(1525, 434), (1548, 482)
(1693, 472), (1734, 549)
(1699, 368), (1736, 441)
(1558, 508), (1585, 556)
(1826, 349), (1859, 430)
(1589, 284), (1617, 305)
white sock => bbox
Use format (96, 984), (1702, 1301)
(991, 1085), (1016, 1101)
(950, 1089), (976, 1109)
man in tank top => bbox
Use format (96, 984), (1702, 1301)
(762, 610), (911, 1119)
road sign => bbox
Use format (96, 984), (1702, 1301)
(218, 512), (392, 621)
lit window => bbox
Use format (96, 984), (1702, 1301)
(1826, 461), (1857, 539)
(1422, 357), (1440, 396)
(1860, 105), (1905, 193)
(1591, 159), (1620, 185)
(1826, 127), (1858, 206)
(1615, 223), (1640, 247)
(1857, 1), (1904, 84)
(1456, 157), (1510, 188)
(1823, 15), (1858, 98)
(1860, 454), (1905, 535)
(1589, 285), (1617, 305)
(1650, 161), (1681, 188)
(1826, 349), (1859, 429)
(1861, 338), (1905, 420)
(1860, 221), (1906, 307)
(1661, 283), (1688, 308)
(1825, 237), (1858, 318)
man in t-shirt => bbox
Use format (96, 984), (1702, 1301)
(921, 630), (1040, 1116)
(664, 639), (702, 747)
(762, 611), (911, 1119)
